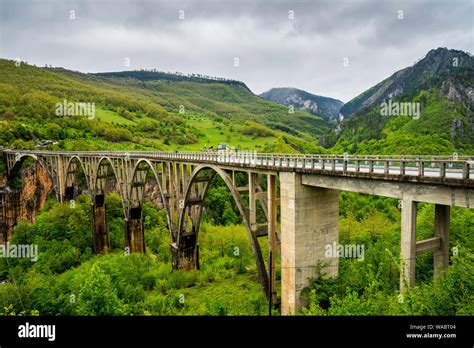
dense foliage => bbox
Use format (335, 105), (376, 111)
(1, 188), (472, 316)
(301, 201), (474, 315)
(0, 194), (268, 315)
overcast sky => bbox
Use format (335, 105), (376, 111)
(1, 0), (472, 102)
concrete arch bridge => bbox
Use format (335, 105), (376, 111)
(1, 149), (473, 314)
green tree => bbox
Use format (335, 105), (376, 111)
(77, 264), (124, 315)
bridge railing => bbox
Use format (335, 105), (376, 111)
(2, 149), (473, 180)
(246, 154), (472, 180)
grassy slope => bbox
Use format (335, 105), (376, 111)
(0, 59), (328, 154)
(94, 71), (332, 137)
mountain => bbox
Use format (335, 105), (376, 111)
(0, 59), (330, 154)
(96, 70), (250, 90)
(331, 48), (474, 154)
(259, 87), (344, 122)
(93, 71), (332, 138)
(340, 48), (474, 119)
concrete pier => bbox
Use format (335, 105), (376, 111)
(434, 204), (450, 278)
(280, 172), (339, 315)
(126, 207), (145, 253)
(400, 199), (416, 290)
(91, 194), (110, 254)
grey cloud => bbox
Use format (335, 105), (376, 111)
(0, 0), (472, 102)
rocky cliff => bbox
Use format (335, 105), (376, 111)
(0, 163), (53, 242)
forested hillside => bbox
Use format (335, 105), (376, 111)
(0, 59), (330, 153)
(324, 48), (474, 153)
(339, 48), (474, 119)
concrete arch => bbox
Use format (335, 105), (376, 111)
(9, 153), (37, 176)
(91, 156), (126, 254)
(9, 153), (59, 198)
(93, 156), (126, 214)
(94, 157), (120, 189)
(129, 158), (172, 236)
(64, 156), (90, 198)
(177, 164), (269, 294)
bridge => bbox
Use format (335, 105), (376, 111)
(1, 149), (473, 315)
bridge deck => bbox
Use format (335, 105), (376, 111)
(2, 149), (473, 187)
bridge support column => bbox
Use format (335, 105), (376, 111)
(249, 172), (258, 232)
(56, 155), (65, 203)
(91, 194), (110, 254)
(171, 234), (199, 271)
(400, 199), (416, 291)
(280, 172), (339, 315)
(434, 204), (450, 279)
(125, 207), (145, 253)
